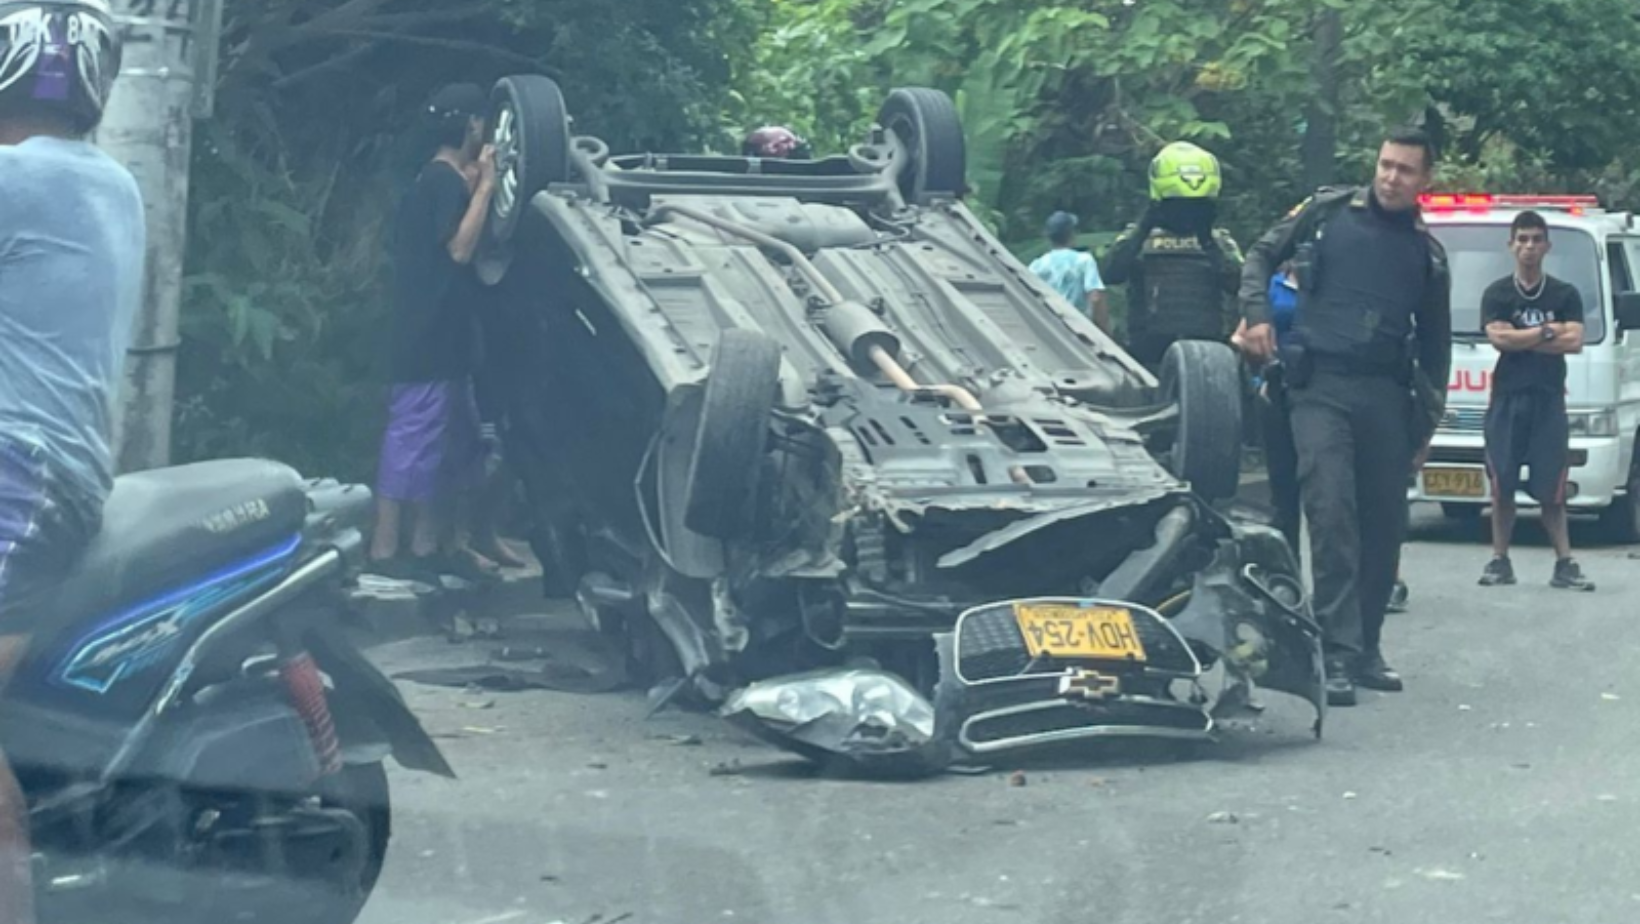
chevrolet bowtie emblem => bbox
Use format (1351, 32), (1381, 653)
(1059, 669), (1121, 701)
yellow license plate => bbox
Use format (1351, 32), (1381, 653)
(1423, 467), (1486, 498)
(1014, 604), (1147, 662)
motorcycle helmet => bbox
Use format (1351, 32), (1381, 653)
(1148, 141), (1222, 201)
(0, 0), (121, 132)
(742, 125), (811, 159)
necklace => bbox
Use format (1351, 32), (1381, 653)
(1514, 273), (1545, 302)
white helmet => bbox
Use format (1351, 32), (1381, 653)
(0, 0), (121, 131)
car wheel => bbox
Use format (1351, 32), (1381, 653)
(1160, 339), (1243, 503)
(1598, 441), (1640, 544)
(877, 87), (967, 204)
(682, 330), (783, 540)
(486, 74), (571, 248)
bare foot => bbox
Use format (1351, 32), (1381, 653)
(474, 536), (529, 569)
(449, 544), (502, 576)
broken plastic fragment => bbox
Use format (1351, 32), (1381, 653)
(720, 669), (948, 778)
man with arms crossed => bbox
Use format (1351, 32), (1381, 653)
(1477, 211), (1595, 591)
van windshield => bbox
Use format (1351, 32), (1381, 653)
(1428, 223), (1605, 343)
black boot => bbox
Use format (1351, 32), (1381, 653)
(1355, 650), (1404, 692)
(1325, 655), (1357, 707)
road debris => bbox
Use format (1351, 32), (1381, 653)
(1343, 791), (1358, 800)
(1415, 867), (1466, 882)
(1008, 770), (1028, 788)
(651, 733), (704, 747)
(708, 759), (746, 777)
(1206, 811), (1239, 824)
(396, 661), (626, 695)
(1602, 693), (1621, 701)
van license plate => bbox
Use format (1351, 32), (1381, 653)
(1423, 467), (1486, 498)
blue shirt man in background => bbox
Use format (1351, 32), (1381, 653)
(1029, 211), (1110, 334)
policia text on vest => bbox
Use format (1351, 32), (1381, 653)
(1239, 184), (1453, 702)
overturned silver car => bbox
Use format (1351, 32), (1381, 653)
(476, 76), (1325, 757)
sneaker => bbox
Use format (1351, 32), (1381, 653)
(1386, 580), (1409, 613)
(1478, 556), (1516, 586)
(1551, 558), (1596, 592)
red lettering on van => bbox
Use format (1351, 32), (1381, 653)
(1449, 369), (1491, 393)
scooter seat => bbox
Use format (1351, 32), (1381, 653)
(47, 459), (310, 633)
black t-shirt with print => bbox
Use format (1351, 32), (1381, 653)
(391, 160), (480, 382)
(1482, 274), (1583, 395)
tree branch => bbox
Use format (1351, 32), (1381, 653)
(298, 29), (543, 71)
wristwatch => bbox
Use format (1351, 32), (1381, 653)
(1541, 325), (1557, 342)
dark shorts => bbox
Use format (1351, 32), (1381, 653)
(0, 440), (94, 636)
(376, 380), (486, 504)
(1485, 390), (1570, 504)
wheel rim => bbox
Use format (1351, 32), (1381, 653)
(493, 102), (522, 222)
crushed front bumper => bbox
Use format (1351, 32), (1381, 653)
(934, 519), (1326, 758)
(936, 598), (1212, 755)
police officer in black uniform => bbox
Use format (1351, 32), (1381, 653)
(1104, 142), (1243, 369)
(1238, 129), (1452, 707)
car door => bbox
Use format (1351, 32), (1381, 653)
(1618, 237), (1640, 449)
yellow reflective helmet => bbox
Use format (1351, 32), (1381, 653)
(1148, 142), (1222, 201)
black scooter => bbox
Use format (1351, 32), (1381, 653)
(0, 459), (452, 924)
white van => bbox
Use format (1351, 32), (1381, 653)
(1409, 194), (1640, 541)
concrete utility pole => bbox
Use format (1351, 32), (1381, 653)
(101, 0), (222, 473)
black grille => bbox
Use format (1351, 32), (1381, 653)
(1430, 446), (1589, 467)
(964, 699), (1209, 745)
(956, 604), (1196, 681)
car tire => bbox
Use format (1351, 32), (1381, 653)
(1598, 441), (1640, 543)
(878, 87), (967, 204)
(486, 74), (571, 247)
(1160, 339), (1243, 503)
(682, 330), (783, 540)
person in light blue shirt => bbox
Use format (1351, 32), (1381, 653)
(1029, 211), (1110, 333)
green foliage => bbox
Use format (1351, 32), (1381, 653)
(176, 0), (747, 478)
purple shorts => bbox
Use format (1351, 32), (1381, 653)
(375, 380), (486, 504)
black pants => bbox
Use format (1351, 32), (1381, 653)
(1289, 371), (1412, 658)
(1258, 385), (1303, 564)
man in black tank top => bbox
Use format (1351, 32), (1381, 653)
(1237, 129), (1453, 708)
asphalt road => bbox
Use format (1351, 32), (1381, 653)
(356, 507), (1640, 924)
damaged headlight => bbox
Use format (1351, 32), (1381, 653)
(720, 669), (949, 777)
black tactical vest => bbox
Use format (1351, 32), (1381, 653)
(1137, 232), (1226, 339)
(1294, 201), (1429, 371)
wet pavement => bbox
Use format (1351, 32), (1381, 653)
(357, 507), (1640, 924)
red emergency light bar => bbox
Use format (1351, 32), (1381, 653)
(1419, 193), (1602, 215)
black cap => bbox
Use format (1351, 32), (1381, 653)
(425, 83), (487, 119)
